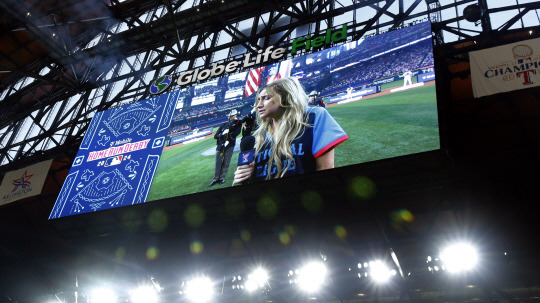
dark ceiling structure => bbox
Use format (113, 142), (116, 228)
(1, 0), (540, 302)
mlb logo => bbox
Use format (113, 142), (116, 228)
(237, 150), (254, 166)
(105, 155), (123, 167)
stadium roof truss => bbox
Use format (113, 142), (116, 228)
(0, 0), (539, 172)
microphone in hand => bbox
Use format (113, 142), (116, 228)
(237, 135), (255, 166)
(234, 136), (255, 185)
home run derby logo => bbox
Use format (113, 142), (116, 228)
(12, 170), (33, 192)
(149, 75), (172, 94)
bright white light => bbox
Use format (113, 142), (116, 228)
(246, 268), (269, 292)
(130, 286), (158, 303)
(369, 260), (393, 283)
(90, 287), (116, 303)
(297, 262), (327, 293)
(440, 242), (479, 273)
(184, 277), (213, 303)
(245, 280), (258, 292)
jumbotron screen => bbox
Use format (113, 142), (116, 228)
(146, 21), (438, 201)
(49, 21), (438, 219)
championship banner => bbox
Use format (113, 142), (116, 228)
(0, 159), (53, 206)
(49, 92), (177, 219)
(470, 38), (540, 98)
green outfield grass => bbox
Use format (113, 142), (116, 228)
(147, 82), (439, 201)
(146, 127), (241, 201)
(329, 84), (439, 168)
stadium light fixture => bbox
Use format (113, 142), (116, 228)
(130, 285), (158, 303)
(244, 279), (258, 292)
(440, 242), (479, 273)
(184, 276), (214, 303)
(89, 287), (117, 303)
(297, 261), (328, 293)
(369, 260), (395, 284)
(245, 267), (269, 292)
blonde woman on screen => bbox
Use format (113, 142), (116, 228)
(233, 77), (348, 184)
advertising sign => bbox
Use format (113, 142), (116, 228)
(0, 159), (53, 206)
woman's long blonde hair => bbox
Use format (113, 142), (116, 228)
(253, 77), (309, 179)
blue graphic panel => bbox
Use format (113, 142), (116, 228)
(49, 93), (176, 219)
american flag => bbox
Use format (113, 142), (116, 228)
(244, 67), (265, 97)
(266, 59), (292, 84)
(266, 63), (281, 84)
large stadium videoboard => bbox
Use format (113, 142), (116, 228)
(146, 21), (439, 201)
(50, 21), (439, 219)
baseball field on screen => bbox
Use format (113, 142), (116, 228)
(146, 83), (439, 201)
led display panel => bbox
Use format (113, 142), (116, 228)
(49, 22), (438, 218)
(146, 21), (439, 201)
(49, 92), (178, 219)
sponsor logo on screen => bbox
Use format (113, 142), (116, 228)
(177, 46), (287, 86)
(105, 155), (124, 167)
(149, 75), (172, 94)
(291, 24), (347, 55)
(148, 25), (348, 90)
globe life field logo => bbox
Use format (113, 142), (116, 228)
(147, 25), (349, 90)
(149, 75), (172, 94)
